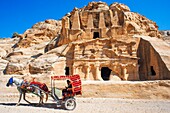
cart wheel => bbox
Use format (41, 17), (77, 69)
(63, 98), (76, 110)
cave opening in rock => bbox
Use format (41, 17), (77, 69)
(150, 66), (156, 76)
(93, 32), (99, 39)
(101, 67), (112, 80)
(65, 67), (70, 75)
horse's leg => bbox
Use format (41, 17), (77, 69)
(23, 93), (31, 104)
(38, 91), (44, 106)
(41, 94), (44, 104)
(36, 90), (42, 106)
(39, 96), (42, 105)
(37, 96), (43, 106)
(16, 93), (22, 106)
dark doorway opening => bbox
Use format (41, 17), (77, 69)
(65, 67), (69, 76)
(101, 67), (112, 80)
(93, 32), (99, 39)
(150, 66), (156, 76)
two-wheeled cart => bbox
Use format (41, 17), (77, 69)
(49, 74), (82, 110)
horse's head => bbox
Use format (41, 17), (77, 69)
(6, 77), (14, 87)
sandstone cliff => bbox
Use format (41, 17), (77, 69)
(2, 19), (62, 75)
(0, 38), (20, 75)
(0, 2), (169, 81)
(46, 1), (161, 50)
(17, 19), (61, 48)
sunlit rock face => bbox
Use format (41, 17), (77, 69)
(53, 1), (161, 47)
(44, 1), (168, 81)
(2, 2), (170, 81)
(17, 19), (61, 48)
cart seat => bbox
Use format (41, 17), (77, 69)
(70, 75), (82, 95)
(51, 74), (82, 96)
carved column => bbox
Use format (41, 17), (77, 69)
(110, 11), (120, 37)
(133, 64), (140, 80)
(73, 65), (78, 75)
(99, 12), (106, 28)
(99, 12), (107, 38)
(74, 44), (79, 59)
(65, 16), (70, 38)
(109, 10), (114, 26)
(61, 16), (70, 38)
(85, 13), (94, 39)
(87, 14), (94, 29)
(123, 67), (129, 80)
(65, 16), (70, 29)
(95, 62), (103, 81)
(71, 10), (81, 30)
(85, 64), (90, 80)
(112, 11), (119, 26)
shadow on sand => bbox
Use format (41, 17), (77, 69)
(0, 102), (63, 110)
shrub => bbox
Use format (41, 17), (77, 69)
(12, 32), (19, 38)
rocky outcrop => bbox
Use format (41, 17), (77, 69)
(4, 42), (48, 75)
(160, 30), (170, 45)
(40, 1), (168, 81)
(160, 30), (170, 37)
(0, 58), (8, 75)
(51, 2), (161, 49)
(3, 20), (57, 74)
(5, 62), (28, 75)
(0, 38), (19, 75)
(110, 2), (130, 12)
(0, 48), (6, 58)
(0, 2), (169, 81)
(29, 54), (66, 74)
(17, 19), (61, 48)
(4, 54), (31, 75)
(28, 44), (70, 74)
(136, 35), (170, 80)
(0, 38), (20, 55)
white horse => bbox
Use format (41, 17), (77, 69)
(6, 77), (48, 106)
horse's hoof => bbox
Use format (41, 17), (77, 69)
(16, 103), (19, 106)
(36, 104), (41, 107)
(28, 103), (32, 106)
(36, 103), (44, 107)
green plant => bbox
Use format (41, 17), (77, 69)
(12, 32), (19, 38)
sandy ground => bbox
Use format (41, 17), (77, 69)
(1, 75), (170, 113)
(0, 98), (170, 113)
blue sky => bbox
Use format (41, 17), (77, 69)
(0, 0), (169, 38)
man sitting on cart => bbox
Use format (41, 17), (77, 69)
(62, 80), (73, 98)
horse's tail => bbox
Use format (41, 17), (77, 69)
(45, 93), (48, 102)
(42, 83), (49, 102)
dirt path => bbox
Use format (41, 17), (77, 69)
(1, 76), (170, 113)
(0, 98), (170, 113)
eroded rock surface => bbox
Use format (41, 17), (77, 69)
(0, 2), (170, 81)
(17, 19), (61, 48)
